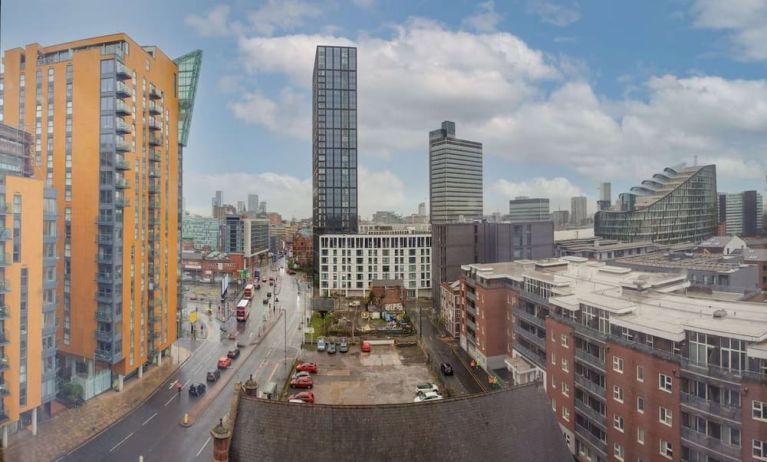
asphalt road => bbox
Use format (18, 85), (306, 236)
(58, 259), (309, 462)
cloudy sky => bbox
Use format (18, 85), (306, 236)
(4, 0), (767, 220)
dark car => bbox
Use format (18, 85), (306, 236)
(440, 362), (454, 376)
(263, 298), (268, 305)
(188, 383), (206, 397)
(206, 370), (221, 383)
(227, 348), (241, 360)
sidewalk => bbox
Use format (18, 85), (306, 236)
(6, 345), (192, 462)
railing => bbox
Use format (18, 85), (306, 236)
(574, 374), (606, 398)
(550, 311), (607, 343)
(115, 61), (130, 79)
(115, 137), (130, 152)
(149, 87), (161, 100)
(0, 229), (10, 240)
(96, 310), (114, 322)
(114, 197), (130, 208)
(0, 386), (9, 397)
(466, 290), (476, 302)
(465, 304), (477, 317)
(679, 357), (745, 383)
(115, 81), (132, 97)
(681, 427), (741, 461)
(148, 119), (161, 131)
(0, 306), (8, 319)
(0, 281), (11, 293)
(115, 100), (130, 114)
(575, 348), (605, 371)
(0, 357), (8, 371)
(115, 119), (132, 134)
(520, 289), (549, 306)
(0, 255), (9, 267)
(149, 135), (162, 146)
(575, 423), (607, 455)
(513, 343), (545, 368)
(149, 168), (160, 178)
(574, 399), (606, 429)
(149, 102), (161, 115)
(680, 392), (742, 421)
(149, 151), (161, 162)
(0, 203), (9, 214)
(514, 324), (546, 350)
(0, 335), (9, 345)
(515, 309), (545, 329)
(115, 159), (130, 170)
(96, 331), (114, 342)
(610, 334), (677, 363)
(97, 273), (114, 284)
(115, 178), (128, 189)
(466, 319), (476, 331)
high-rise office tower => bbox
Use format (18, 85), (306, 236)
(247, 193), (259, 214)
(237, 201), (246, 214)
(597, 182), (611, 211)
(508, 197), (550, 222)
(719, 191), (764, 236)
(2, 35), (201, 397)
(570, 196), (588, 226)
(312, 45), (358, 277)
(0, 124), (58, 439)
(418, 202), (426, 217)
(429, 121), (483, 224)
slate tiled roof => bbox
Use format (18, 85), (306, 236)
(229, 384), (571, 462)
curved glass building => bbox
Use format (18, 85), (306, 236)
(595, 164), (717, 244)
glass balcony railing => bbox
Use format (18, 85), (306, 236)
(115, 100), (131, 115)
(149, 87), (161, 100)
(149, 151), (161, 163)
(115, 119), (132, 134)
(115, 61), (131, 80)
(115, 177), (129, 189)
(115, 137), (130, 152)
(115, 158), (130, 171)
(0, 280), (11, 293)
(149, 135), (162, 146)
(115, 81), (132, 98)
(148, 119), (161, 131)
(149, 102), (161, 115)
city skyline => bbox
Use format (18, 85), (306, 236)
(4, 1), (767, 219)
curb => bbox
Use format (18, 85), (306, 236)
(52, 348), (196, 461)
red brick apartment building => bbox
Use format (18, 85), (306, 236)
(459, 257), (767, 462)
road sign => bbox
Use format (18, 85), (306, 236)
(189, 311), (198, 323)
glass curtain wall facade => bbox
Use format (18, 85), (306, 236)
(429, 121), (483, 225)
(595, 165), (717, 244)
(312, 46), (358, 278)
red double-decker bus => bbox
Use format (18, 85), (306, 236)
(235, 299), (250, 322)
(243, 284), (254, 300)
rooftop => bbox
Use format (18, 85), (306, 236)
(228, 384), (571, 462)
(613, 251), (748, 273)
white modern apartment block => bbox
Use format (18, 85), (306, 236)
(319, 230), (432, 297)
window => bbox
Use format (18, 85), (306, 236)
(659, 373), (672, 393)
(660, 440), (673, 459)
(614, 443), (624, 461)
(754, 440), (767, 461)
(551, 399), (556, 412)
(562, 383), (569, 397)
(637, 427), (645, 445)
(614, 415), (624, 432)
(754, 400), (767, 421)
(551, 376), (556, 389)
(636, 365), (644, 382)
(607, 354), (623, 372)
(613, 385), (624, 403)
(659, 406), (672, 426)
(561, 334), (568, 348)
(637, 396), (645, 413)
(562, 406), (570, 422)
(551, 352), (556, 365)
(561, 358), (569, 373)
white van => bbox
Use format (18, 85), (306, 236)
(259, 382), (277, 400)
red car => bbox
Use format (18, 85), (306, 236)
(217, 356), (232, 369)
(288, 391), (315, 404)
(361, 341), (371, 353)
(289, 376), (314, 389)
(296, 362), (318, 373)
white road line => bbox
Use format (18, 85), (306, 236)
(182, 378), (192, 388)
(168, 380), (178, 390)
(196, 436), (212, 457)
(142, 412), (158, 426)
(164, 393), (177, 407)
(109, 431), (135, 453)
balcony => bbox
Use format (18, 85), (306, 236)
(513, 343), (545, 369)
(680, 392), (742, 421)
(95, 349), (113, 363)
(0, 280), (11, 293)
(574, 399), (606, 429)
(679, 357), (745, 383)
(148, 200), (160, 210)
(149, 151), (161, 163)
(0, 357), (8, 371)
(149, 135), (162, 147)
(97, 292), (118, 304)
(0, 255), (10, 267)
(149, 87), (161, 100)
(681, 427), (741, 461)
(149, 102), (161, 115)
(574, 374), (606, 399)
(0, 385), (9, 397)
(97, 215), (114, 226)
(115, 119), (132, 135)
(115, 99), (131, 116)
(521, 289), (549, 306)
(115, 61), (131, 80)
(513, 324), (546, 350)
(0, 228), (11, 240)
(466, 318), (476, 332)
(466, 290), (476, 302)
(0, 334), (9, 345)
(97, 273), (114, 284)
(0, 306), (8, 319)
(0, 203), (9, 214)
(115, 177), (129, 189)
(148, 118), (161, 131)
(515, 309), (545, 329)
(149, 168), (160, 178)
(550, 311), (607, 344)
(114, 197), (130, 208)
(575, 348), (605, 372)
(115, 158), (130, 171)
(465, 304), (477, 317)
(115, 81), (132, 98)
(115, 137), (130, 152)
(96, 253), (113, 264)
(96, 309), (114, 322)
(96, 331), (114, 342)
(575, 423), (607, 456)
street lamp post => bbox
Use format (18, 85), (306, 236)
(283, 307), (287, 369)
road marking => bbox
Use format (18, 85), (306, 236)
(142, 412), (158, 426)
(109, 431), (135, 453)
(168, 380), (178, 390)
(164, 393), (177, 406)
(182, 378), (192, 388)
(196, 436), (212, 457)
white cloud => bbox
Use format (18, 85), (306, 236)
(358, 167), (406, 218)
(248, 0), (322, 36)
(692, 0), (767, 61)
(462, 1), (502, 33)
(227, 87), (310, 139)
(491, 177), (588, 213)
(527, 0), (581, 27)
(185, 5), (232, 37)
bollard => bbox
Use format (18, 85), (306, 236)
(184, 413), (189, 425)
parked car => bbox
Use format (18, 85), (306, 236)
(413, 391), (443, 403)
(317, 337), (327, 352)
(339, 337), (348, 353)
(296, 362), (318, 373)
(217, 356), (232, 369)
(327, 342), (337, 354)
(227, 349), (241, 360)
(415, 383), (440, 395)
(206, 370), (221, 383)
(361, 341), (371, 353)
(440, 362), (454, 376)
(349, 300), (360, 307)
(288, 391), (315, 404)
(289, 376), (314, 389)
(292, 371), (311, 380)
(263, 298), (269, 305)
(188, 383), (206, 397)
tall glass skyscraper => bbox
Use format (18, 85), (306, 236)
(312, 46), (358, 275)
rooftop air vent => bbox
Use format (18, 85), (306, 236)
(712, 309), (727, 319)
